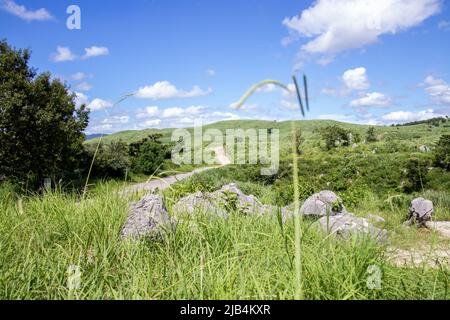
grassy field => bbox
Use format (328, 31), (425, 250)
(1, 119), (449, 300)
(0, 183), (448, 300)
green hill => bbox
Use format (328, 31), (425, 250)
(86, 119), (449, 150)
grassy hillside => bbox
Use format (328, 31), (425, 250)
(86, 119), (449, 151)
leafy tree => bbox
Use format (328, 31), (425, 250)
(84, 141), (131, 179)
(404, 157), (430, 193)
(318, 125), (353, 150)
(433, 135), (450, 171)
(136, 139), (166, 175)
(0, 40), (89, 188)
(293, 128), (305, 156)
(366, 127), (377, 143)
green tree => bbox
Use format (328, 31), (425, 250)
(433, 135), (450, 171)
(84, 141), (131, 179)
(0, 40), (89, 188)
(293, 128), (305, 156)
(366, 127), (377, 143)
(136, 140), (166, 175)
(318, 125), (352, 150)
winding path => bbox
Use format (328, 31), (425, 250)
(120, 147), (230, 195)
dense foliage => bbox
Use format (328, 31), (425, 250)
(317, 125), (361, 150)
(433, 134), (450, 171)
(0, 40), (89, 189)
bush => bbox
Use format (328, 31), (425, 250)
(403, 157), (431, 193)
(84, 141), (131, 179)
(366, 127), (377, 143)
(433, 135), (450, 171)
(318, 125), (359, 150)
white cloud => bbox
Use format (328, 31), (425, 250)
(381, 109), (444, 123)
(102, 116), (129, 125)
(162, 105), (204, 118)
(342, 67), (370, 90)
(82, 46), (109, 59)
(71, 72), (87, 81)
(281, 99), (299, 110)
(350, 92), (392, 108)
(136, 106), (159, 118)
(51, 47), (76, 62)
(256, 83), (278, 93)
(282, 0), (441, 64)
(423, 76), (450, 105)
(73, 91), (89, 107)
(1, 0), (53, 22)
(135, 81), (212, 100)
(206, 69), (216, 77)
(87, 98), (113, 112)
(75, 82), (93, 92)
(145, 119), (162, 127)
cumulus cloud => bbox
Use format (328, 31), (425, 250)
(102, 116), (129, 125)
(1, 0), (53, 22)
(144, 119), (162, 127)
(135, 81), (212, 100)
(282, 0), (441, 64)
(82, 46), (110, 59)
(71, 72), (87, 81)
(350, 92), (392, 108)
(342, 67), (370, 90)
(51, 47), (76, 62)
(162, 106), (204, 118)
(73, 91), (89, 107)
(75, 82), (93, 92)
(206, 69), (216, 77)
(423, 76), (450, 105)
(281, 99), (299, 110)
(381, 109), (444, 123)
(136, 106), (159, 118)
(87, 98), (113, 111)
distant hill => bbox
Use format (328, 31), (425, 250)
(84, 119), (448, 150)
(86, 133), (109, 141)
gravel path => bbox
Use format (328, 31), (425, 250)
(121, 147), (230, 195)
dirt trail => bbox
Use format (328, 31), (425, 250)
(121, 146), (231, 195)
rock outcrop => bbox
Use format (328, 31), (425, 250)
(299, 191), (347, 218)
(121, 194), (174, 240)
(407, 198), (434, 225)
(172, 183), (278, 217)
(318, 213), (388, 244)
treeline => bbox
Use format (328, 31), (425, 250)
(393, 117), (449, 127)
(84, 134), (172, 179)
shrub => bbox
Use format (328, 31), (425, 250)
(318, 125), (359, 150)
(84, 141), (131, 179)
(366, 127), (377, 143)
(433, 135), (450, 171)
(135, 140), (166, 175)
(403, 157), (431, 193)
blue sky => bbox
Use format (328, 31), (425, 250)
(1, 0), (450, 133)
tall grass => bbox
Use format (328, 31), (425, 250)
(0, 184), (448, 300)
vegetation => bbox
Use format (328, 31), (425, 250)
(0, 184), (448, 300)
(434, 135), (450, 171)
(0, 40), (89, 189)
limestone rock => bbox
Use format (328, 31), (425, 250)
(318, 213), (388, 244)
(408, 198), (434, 225)
(121, 194), (173, 240)
(300, 191), (346, 218)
